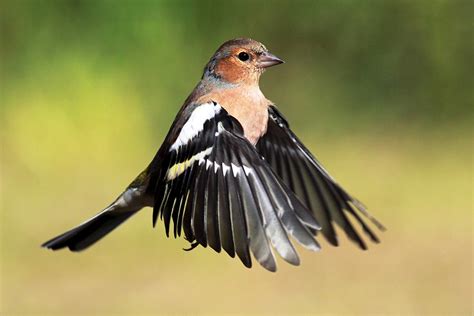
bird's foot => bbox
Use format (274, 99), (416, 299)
(183, 241), (199, 251)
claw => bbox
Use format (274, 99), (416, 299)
(183, 241), (200, 251)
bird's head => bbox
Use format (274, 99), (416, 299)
(203, 38), (284, 86)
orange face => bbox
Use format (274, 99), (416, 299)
(207, 39), (284, 85)
(215, 47), (263, 84)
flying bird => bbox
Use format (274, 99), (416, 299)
(42, 38), (385, 271)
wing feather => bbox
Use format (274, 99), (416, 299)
(215, 138), (235, 258)
(238, 149), (299, 266)
(222, 142), (252, 268)
(205, 147), (221, 252)
(153, 102), (322, 271)
(256, 105), (384, 249)
(192, 163), (208, 247)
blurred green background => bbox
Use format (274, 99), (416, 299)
(1, 0), (472, 315)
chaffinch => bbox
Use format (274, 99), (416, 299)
(42, 38), (384, 271)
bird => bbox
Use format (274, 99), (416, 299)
(42, 38), (385, 272)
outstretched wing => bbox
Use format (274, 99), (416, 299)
(256, 105), (385, 250)
(152, 101), (321, 271)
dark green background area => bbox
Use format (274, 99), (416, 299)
(2, 0), (472, 129)
(1, 1), (472, 315)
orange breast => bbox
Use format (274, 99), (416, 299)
(197, 86), (269, 145)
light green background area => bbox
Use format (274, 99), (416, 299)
(1, 1), (472, 315)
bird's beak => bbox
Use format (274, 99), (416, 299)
(257, 51), (284, 68)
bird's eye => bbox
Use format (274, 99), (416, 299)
(238, 52), (250, 62)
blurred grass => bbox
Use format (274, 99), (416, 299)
(1, 0), (472, 315)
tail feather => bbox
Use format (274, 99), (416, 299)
(42, 208), (137, 251)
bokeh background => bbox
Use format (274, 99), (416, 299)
(1, 0), (472, 315)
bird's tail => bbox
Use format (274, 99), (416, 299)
(42, 188), (144, 251)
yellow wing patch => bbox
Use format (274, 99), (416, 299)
(166, 147), (213, 181)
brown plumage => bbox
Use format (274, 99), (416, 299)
(42, 38), (384, 272)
